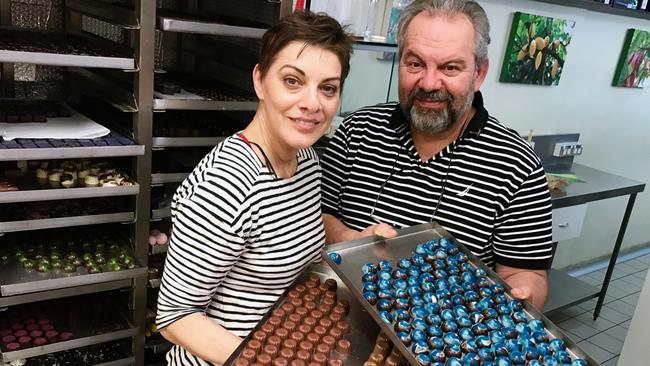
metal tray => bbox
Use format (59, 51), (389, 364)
(0, 246), (146, 296)
(223, 264), (380, 366)
(0, 212), (134, 233)
(0, 295), (138, 362)
(322, 223), (600, 366)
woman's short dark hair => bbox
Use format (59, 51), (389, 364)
(258, 10), (355, 85)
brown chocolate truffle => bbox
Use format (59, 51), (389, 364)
(328, 313), (342, 323)
(272, 309), (286, 320)
(322, 335), (336, 348)
(303, 316), (317, 328)
(312, 353), (328, 366)
(296, 349), (311, 361)
(295, 306), (309, 317)
(316, 342), (331, 355)
(252, 330), (267, 342)
(248, 339), (263, 353)
(318, 318), (333, 330)
(235, 358), (250, 366)
(324, 279), (338, 291)
(261, 323), (275, 335)
(281, 303), (295, 314)
(256, 353), (272, 366)
(298, 324), (312, 335)
(279, 348), (295, 360)
(291, 360), (306, 366)
(282, 321), (297, 332)
(272, 358), (289, 366)
(306, 332), (320, 344)
(288, 313), (302, 324)
(294, 284), (307, 293)
(313, 325), (328, 337)
(267, 335), (282, 347)
(299, 340), (314, 352)
(263, 344), (278, 357)
(241, 348), (257, 361)
(336, 321), (350, 334)
(328, 327), (343, 341)
(290, 331), (304, 343)
(274, 328), (289, 340)
(335, 339), (351, 354)
(310, 310), (324, 320)
(282, 338), (298, 351)
(290, 298), (303, 308)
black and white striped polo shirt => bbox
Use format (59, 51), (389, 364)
(321, 92), (553, 270)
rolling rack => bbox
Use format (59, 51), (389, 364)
(0, 0), (154, 365)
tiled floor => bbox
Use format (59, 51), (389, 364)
(546, 252), (650, 366)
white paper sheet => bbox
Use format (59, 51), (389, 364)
(0, 106), (110, 141)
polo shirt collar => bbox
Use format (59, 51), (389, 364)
(389, 91), (489, 139)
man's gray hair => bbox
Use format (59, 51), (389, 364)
(396, 0), (491, 68)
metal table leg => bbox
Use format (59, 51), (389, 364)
(593, 193), (638, 319)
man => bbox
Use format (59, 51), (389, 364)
(321, 0), (553, 309)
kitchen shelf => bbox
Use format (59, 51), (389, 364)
(0, 279), (132, 307)
(145, 334), (172, 355)
(157, 11), (266, 38)
(153, 98), (257, 111)
(2, 325), (137, 362)
(0, 212), (134, 233)
(66, 0), (140, 29)
(0, 29), (135, 70)
(151, 207), (171, 220)
(0, 134), (143, 161)
(67, 68), (138, 113)
(149, 245), (168, 255)
(0, 255), (146, 297)
(0, 184), (140, 204)
(151, 173), (188, 185)
(152, 136), (225, 148)
(531, 0), (650, 20)
(153, 73), (257, 111)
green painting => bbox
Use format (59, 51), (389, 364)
(613, 28), (650, 88)
(499, 12), (575, 86)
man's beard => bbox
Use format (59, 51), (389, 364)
(404, 83), (475, 135)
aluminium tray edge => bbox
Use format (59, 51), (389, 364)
(0, 184), (140, 204)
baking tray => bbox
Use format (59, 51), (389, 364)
(322, 222), (600, 366)
(223, 264), (380, 366)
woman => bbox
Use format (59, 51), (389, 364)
(156, 11), (354, 365)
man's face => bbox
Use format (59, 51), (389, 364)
(398, 12), (487, 135)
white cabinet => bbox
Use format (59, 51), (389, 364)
(552, 204), (588, 242)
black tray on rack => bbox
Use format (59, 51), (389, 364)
(223, 264), (380, 366)
(0, 28), (135, 69)
(0, 293), (138, 362)
(322, 223), (599, 366)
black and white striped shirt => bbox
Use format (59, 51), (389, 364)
(157, 135), (325, 366)
(321, 92), (553, 269)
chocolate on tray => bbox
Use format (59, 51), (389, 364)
(233, 277), (354, 366)
(358, 237), (589, 365)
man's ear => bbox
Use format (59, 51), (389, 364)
(474, 58), (489, 91)
(252, 64), (264, 101)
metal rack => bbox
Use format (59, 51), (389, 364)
(0, 0), (154, 364)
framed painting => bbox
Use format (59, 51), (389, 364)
(499, 12), (575, 86)
(612, 28), (650, 88)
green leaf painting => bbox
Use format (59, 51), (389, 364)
(613, 28), (650, 88)
(499, 12), (575, 86)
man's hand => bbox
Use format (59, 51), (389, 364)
(357, 223), (398, 240)
(322, 214), (397, 244)
(496, 264), (548, 310)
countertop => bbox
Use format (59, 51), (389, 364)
(549, 163), (645, 209)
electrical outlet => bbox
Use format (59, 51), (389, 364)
(552, 142), (583, 157)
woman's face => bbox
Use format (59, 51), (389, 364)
(253, 41), (342, 151)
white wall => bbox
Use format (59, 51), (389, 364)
(342, 0), (650, 269)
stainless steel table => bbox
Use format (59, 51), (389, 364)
(545, 163), (645, 319)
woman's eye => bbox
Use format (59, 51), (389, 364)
(320, 85), (339, 95)
(284, 77), (300, 87)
